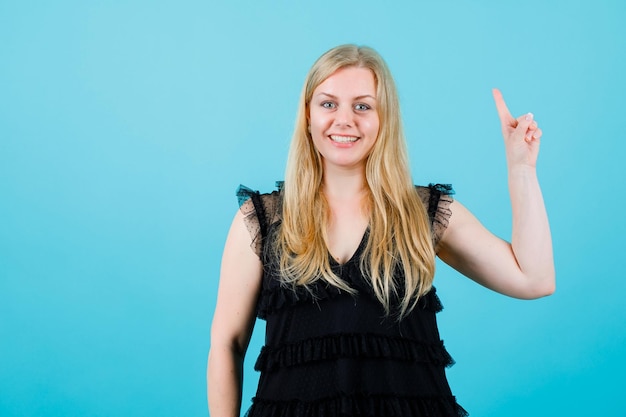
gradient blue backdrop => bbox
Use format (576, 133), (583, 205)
(1, 1), (625, 416)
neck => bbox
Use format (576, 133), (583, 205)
(321, 164), (368, 201)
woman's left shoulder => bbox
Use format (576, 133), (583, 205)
(414, 184), (455, 248)
(414, 183), (455, 207)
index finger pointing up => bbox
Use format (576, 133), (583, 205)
(492, 88), (516, 128)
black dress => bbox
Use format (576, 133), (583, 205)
(237, 183), (467, 417)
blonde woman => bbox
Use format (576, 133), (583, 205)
(208, 44), (554, 417)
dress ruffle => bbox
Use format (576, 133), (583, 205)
(256, 281), (343, 320)
(237, 184), (260, 207)
(427, 183), (454, 196)
(257, 280), (444, 320)
(245, 393), (468, 417)
(236, 184), (282, 258)
(255, 333), (454, 372)
(419, 184), (454, 250)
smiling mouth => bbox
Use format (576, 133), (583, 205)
(330, 135), (359, 143)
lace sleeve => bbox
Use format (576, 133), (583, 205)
(415, 184), (455, 250)
(236, 184), (282, 258)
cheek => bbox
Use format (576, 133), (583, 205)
(310, 111), (329, 130)
(365, 118), (380, 138)
(309, 121), (327, 149)
(310, 122), (324, 140)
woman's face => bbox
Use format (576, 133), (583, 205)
(308, 66), (380, 172)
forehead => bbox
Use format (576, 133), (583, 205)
(314, 67), (377, 97)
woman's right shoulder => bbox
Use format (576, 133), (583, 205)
(234, 183), (283, 258)
(236, 183), (282, 214)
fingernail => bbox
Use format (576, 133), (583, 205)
(525, 112), (534, 121)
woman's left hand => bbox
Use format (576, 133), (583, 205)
(492, 88), (542, 169)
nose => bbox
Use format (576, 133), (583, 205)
(334, 105), (353, 127)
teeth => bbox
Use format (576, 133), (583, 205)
(330, 135), (358, 143)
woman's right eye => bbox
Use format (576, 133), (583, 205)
(321, 101), (335, 109)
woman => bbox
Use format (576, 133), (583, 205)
(208, 44), (554, 417)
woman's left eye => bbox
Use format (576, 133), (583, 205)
(355, 103), (370, 111)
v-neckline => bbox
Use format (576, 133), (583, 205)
(328, 228), (369, 267)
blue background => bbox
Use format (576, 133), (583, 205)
(1, 1), (625, 416)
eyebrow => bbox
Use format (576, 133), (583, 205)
(316, 92), (376, 101)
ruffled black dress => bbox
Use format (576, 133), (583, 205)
(237, 183), (467, 417)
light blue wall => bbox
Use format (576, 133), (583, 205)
(1, 1), (624, 416)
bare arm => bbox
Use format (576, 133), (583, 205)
(438, 89), (555, 299)
(207, 208), (263, 416)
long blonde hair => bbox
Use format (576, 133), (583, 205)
(277, 44), (435, 318)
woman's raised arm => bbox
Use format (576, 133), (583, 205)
(437, 89), (555, 299)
